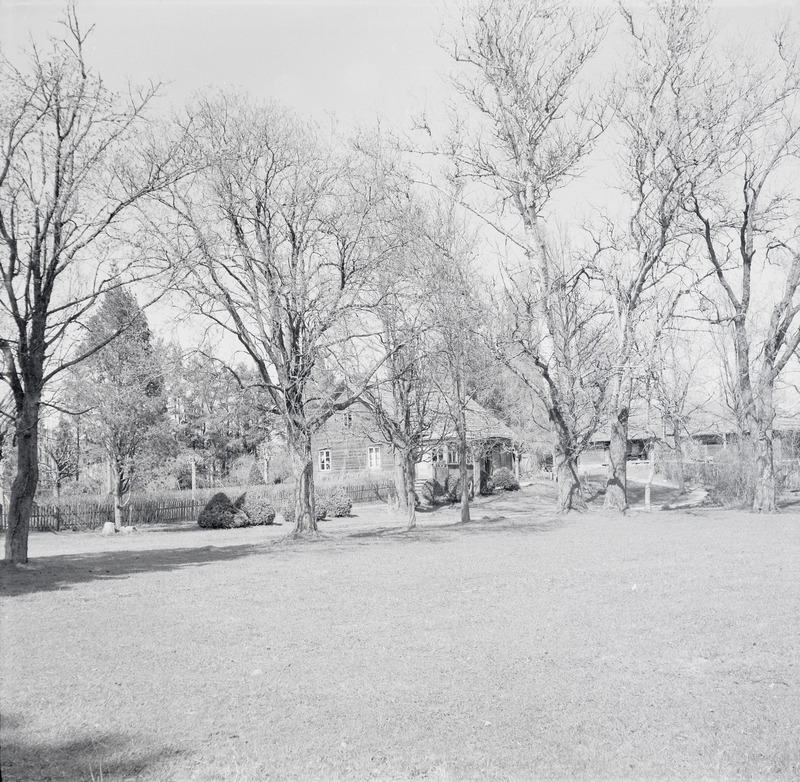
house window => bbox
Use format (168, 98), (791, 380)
(343, 411), (353, 428)
(367, 446), (381, 469)
(319, 449), (331, 471)
(447, 445), (459, 465)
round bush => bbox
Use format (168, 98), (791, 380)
(492, 467), (520, 491)
(324, 488), (352, 517)
(279, 499), (295, 524)
(243, 492), (277, 526)
(446, 476), (474, 502)
(197, 492), (238, 529)
(420, 479), (446, 505)
(479, 474), (495, 496)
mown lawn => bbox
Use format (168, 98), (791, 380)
(1, 483), (799, 781)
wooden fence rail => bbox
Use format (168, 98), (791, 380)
(0, 479), (396, 532)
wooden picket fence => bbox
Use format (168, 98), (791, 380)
(0, 498), (206, 533)
(0, 478), (396, 532)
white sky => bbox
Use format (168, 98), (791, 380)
(1, 1), (791, 129)
(2, 0), (797, 381)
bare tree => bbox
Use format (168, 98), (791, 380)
(0, 10), (180, 563)
(423, 197), (492, 524)
(360, 255), (437, 530)
(442, 0), (610, 512)
(595, 0), (707, 511)
(164, 93), (404, 534)
(497, 233), (609, 511)
(678, 17), (800, 512)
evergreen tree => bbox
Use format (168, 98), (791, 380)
(73, 288), (166, 530)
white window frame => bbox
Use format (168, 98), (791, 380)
(447, 445), (459, 465)
(367, 446), (381, 469)
(319, 449), (331, 471)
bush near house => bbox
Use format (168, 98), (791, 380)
(321, 488), (352, 517)
(420, 479), (447, 506)
(492, 467), (520, 491)
(446, 476), (474, 502)
(197, 492), (248, 529)
(241, 491), (277, 526)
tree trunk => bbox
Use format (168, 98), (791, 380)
(5, 396), (40, 564)
(112, 462), (125, 532)
(554, 449), (585, 512)
(291, 436), (317, 535)
(604, 408), (628, 512)
(753, 427), (777, 513)
(672, 421), (686, 495)
(644, 443), (656, 511)
(394, 455), (407, 513)
(405, 449), (417, 530)
(456, 403), (470, 524)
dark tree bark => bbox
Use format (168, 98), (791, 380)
(554, 449), (585, 513)
(292, 436), (317, 535)
(5, 394), (40, 563)
(604, 408), (629, 512)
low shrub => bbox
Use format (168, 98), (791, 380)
(446, 476), (473, 502)
(492, 467), (520, 491)
(197, 492), (239, 529)
(242, 491), (277, 526)
(323, 488), (352, 517)
(420, 479), (447, 505)
(479, 474), (495, 496)
(280, 501), (296, 525)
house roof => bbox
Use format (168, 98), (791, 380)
(426, 399), (518, 444)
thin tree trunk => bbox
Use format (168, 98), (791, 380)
(112, 463), (125, 532)
(672, 421), (686, 495)
(394, 454), (407, 513)
(644, 443), (655, 511)
(604, 408), (628, 512)
(5, 395), (40, 564)
(405, 449), (417, 530)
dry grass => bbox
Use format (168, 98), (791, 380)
(1, 481), (799, 781)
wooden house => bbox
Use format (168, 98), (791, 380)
(311, 402), (395, 477)
(311, 397), (519, 490)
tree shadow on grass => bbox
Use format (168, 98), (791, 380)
(1, 714), (186, 781)
(0, 541), (269, 598)
(347, 512), (566, 544)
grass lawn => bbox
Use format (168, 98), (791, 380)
(1, 480), (799, 781)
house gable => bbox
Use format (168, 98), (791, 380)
(311, 403), (394, 475)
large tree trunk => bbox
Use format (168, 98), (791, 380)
(554, 448), (585, 512)
(751, 371), (778, 513)
(291, 436), (317, 535)
(5, 396), (40, 564)
(604, 408), (628, 512)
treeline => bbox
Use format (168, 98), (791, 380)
(2, 1), (799, 563)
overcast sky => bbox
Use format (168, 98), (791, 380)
(1, 1), (448, 128)
(1, 0), (795, 353)
(1, 1), (791, 131)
